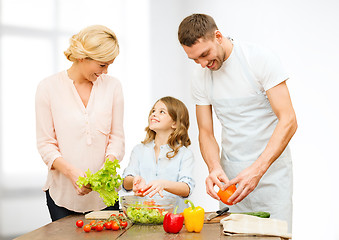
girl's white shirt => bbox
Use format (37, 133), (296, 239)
(122, 141), (195, 212)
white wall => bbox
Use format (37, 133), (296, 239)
(0, 0), (338, 239)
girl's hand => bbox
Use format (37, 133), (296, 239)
(133, 175), (147, 196)
(67, 168), (92, 196)
(143, 180), (168, 198)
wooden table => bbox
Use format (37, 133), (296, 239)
(14, 214), (284, 240)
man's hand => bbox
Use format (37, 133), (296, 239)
(206, 166), (230, 200)
(224, 163), (264, 204)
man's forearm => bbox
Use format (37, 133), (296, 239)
(199, 130), (222, 172)
(255, 115), (297, 172)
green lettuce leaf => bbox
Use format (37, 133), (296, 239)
(77, 159), (122, 206)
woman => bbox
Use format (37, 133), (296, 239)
(35, 25), (125, 221)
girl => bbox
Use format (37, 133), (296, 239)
(36, 25), (124, 221)
(122, 96), (195, 212)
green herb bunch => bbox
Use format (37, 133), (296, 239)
(77, 159), (122, 206)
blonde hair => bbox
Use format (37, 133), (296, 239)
(64, 25), (119, 62)
(142, 96), (191, 159)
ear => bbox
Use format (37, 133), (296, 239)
(215, 30), (223, 44)
(171, 121), (177, 130)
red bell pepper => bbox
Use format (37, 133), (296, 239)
(163, 206), (184, 233)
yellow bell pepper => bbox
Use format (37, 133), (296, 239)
(183, 199), (204, 233)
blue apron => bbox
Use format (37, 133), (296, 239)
(210, 41), (293, 231)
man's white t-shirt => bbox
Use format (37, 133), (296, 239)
(191, 39), (289, 105)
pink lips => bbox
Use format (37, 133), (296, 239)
(150, 118), (159, 123)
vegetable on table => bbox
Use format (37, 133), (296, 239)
(83, 224), (91, 232)
(120, 220), (128, 228)
(111, 221), (120, 231)
(77, 158), (122, 206)
(78, 215), (129, 233)
(163, 206), (184, 234)
(96, 224), (104, 232)
(183, 199), (204, 233)
(217, 184), (237, 205)
(75, 220), (83, 228)
(104, 221), (112, 230)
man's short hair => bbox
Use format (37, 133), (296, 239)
(178, 14), (218, 47)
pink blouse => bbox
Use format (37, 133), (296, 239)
(35, 70), (125, 212)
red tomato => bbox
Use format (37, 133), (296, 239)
(110, 214), (116, 217)
(83, 224), (91, 232)
(118, 213), (123, 217)
(90, 222), (97, 230)
(75, 220), (84, 228)
(96, 224), (104, 232)
(111, 221), (120, 231)
(137, 189), (146, 194)
(104, 221), (112, 230)
(120, 221), (128, 229)
(217, 184), (237, 205)
(89, 220), (96, 225)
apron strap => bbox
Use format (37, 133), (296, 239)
(233, 40), (264, 95)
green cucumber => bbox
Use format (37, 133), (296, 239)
(232, 211), (270, 218)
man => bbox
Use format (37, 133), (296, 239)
(178, 14), (297, 229)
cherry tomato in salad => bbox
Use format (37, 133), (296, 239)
(83, 224), (91, 232)
(75, 220), (83, 228)
(217, 184), (237, 205)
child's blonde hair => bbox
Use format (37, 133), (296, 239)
(142, 96), (191, 159)
(64, 25), (119, 62)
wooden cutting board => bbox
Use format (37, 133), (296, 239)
(85, 210), (121, 219)
(204, 212), (230, 224)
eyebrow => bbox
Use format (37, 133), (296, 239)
(154, 107), (167, 111)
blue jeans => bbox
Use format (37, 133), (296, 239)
(46, 189), (119, 221)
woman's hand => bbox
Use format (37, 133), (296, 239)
(67, 168), (92, 196)
(132, 175), (147, 196)
(51, 157), (92, 196)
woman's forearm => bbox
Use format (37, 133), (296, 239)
(52, 157), (74, 178)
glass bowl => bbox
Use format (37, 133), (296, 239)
(120, 195), (176, 225)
